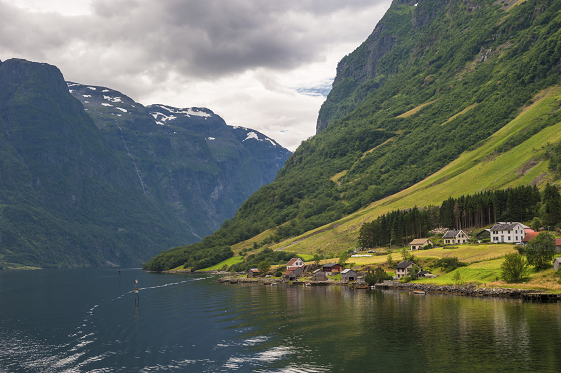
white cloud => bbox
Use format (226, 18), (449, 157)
(0, 0), (392, 150)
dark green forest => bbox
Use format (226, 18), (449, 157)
(145, 0), (561, 271)
(358, 185), (561, 249)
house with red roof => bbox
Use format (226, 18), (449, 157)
(286, 257), (305, 270)
(284, 267), (302, 280)
(521, 231), (539, 246)
(556, 238), (561, 252)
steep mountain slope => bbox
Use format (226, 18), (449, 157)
(245, 86), (561, 255)
(0, 59), (192, 268)
(145, 0), (561, 270)
(0, 59), (290, 269)
(68, 85), (291, 238)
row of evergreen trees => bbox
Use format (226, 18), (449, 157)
(359, 185), (561, 249)
(439, 186), (542, 230)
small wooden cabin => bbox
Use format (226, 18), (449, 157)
(312, 269), (327, 281)
(341, 269), (357, 282)
(322, 263), (343, 274)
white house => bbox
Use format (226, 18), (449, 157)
(409, 238), (433, 250)
(489, 222), (526, 243)
(286, 258), (305, 270)
(442, 229), (468, 244)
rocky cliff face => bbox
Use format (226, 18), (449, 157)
(316, 0), (446, 133)
(0, 58), (290, 268)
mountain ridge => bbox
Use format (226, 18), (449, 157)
(0, 59), (290, 268)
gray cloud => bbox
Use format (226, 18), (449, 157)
(1, 0), (388, 78)
(0, 0), (391, 149)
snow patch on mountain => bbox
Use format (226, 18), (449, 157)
(149, 104), (213, 118)
(103, 95), (122, 103)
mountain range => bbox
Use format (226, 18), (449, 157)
(144, 0), (561, 271)
(0, 59), (290, 268)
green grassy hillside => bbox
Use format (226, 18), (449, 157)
(145, 0), (561, 271)
(259, 88), (561, 255)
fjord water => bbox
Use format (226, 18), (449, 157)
(1, 269), (561, 372)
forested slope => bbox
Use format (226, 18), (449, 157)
(145, 0), (561, 271)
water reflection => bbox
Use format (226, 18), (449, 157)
(1, 269), (561, 372)
(227, 284), (561, 372)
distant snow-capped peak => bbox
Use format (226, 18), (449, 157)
(231, 126), (279, 147)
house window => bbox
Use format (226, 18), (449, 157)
(508, 236), (511, 241)
(515, 236), (518, 241)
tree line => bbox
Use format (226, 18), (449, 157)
(359, 185), (561, 248)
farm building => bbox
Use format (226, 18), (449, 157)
(312, 269), (327, 281)
(322, 263), (343, 274)
(341, 269), (357, 282)
(554, 257), (561, 271)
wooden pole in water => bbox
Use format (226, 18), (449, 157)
(134, 279), (139, 305)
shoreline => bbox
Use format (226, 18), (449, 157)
(216, 275), (561, 301)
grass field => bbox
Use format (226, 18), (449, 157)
(197, 256), (244, 271)
(263, 87), (561, 257)
(412, 244), (516, 263)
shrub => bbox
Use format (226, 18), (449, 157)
(435, 257), (466, 272)
(525, 232), (556, 270)
(500, 253), (528, 283)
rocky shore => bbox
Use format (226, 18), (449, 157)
(217, 275), (561, 301)
(379, 282), (541, 298)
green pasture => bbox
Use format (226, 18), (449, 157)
(197, 256), (244, 271)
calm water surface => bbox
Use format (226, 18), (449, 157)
(1, 268), (561, 372)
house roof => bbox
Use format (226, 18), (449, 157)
(556, 238), (561, 246)
(409, 238), (431, 245)
(322, 263), (340, 268)
(396, 260), (415, 269)
(554, 257), (561, 264)
(522, 232), (539, 242)
(313, 268), (323, 274)
(286, 258), (301, 266)
(418, 270), (432, 275)
(284, 270), (296, 275)
(443, 230), (464, 238)
(490, 222), (523, 231)
(341, 269), (356, 274)
(249, 268), (259, 272)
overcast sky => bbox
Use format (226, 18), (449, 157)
(0, 0), (391, 150)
